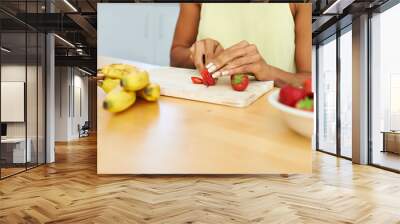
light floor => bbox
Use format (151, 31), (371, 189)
(0, 135), (400, 223)
(373, 150), (400, 171)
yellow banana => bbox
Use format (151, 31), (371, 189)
(99, 78), (120, 93)
(121, 70), (150, 91)
(138, 83), (160, 102)
(103, 88), (136, 113)
(101, 64), (138, 79)
(110, 64), (137, 72)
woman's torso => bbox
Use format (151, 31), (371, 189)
(197, 3), (296, 73)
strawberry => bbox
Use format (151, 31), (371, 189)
(230, 74), (249, 91)
(200, 69), (216, 86)
(279, 85), (307, 107)
(191, 76), (203, 84)
(295, 97), (314, 111)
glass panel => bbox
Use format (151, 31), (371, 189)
(317, 37), (337, 154)
(0, 1), (46, 178)
(339, 29), (352, 158)
(38, 32), (45, 165)
(371, 3), (400, 171)
(26, 0), (39, 169)
(1, 31), (27, 177)
(312, 46), (317, 150)
(36, 1), (46, 165)
(27, 31), (38, 169)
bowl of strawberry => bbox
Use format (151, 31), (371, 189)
(268, 79), (314, 138)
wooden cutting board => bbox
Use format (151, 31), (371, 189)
(98, 56), (274, 107)
(148, 67), (273, 107)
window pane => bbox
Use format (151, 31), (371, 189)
(371, 3), (400, 171)
(318, 37), (337, 154)
(38, 32), (46, 165)
(312, 46), (317, 150)
(27, 31), (38, 169)
(0, 0), (46, 179)
(340, 29), (352, 158)
(1, 31), (27, 177)
(26, 0), (40, 169)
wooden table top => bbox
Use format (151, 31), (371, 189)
(97, 89), (312, 174)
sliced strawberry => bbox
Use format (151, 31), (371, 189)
(200, 69), (215, 86)
(191, 76), (203, 84)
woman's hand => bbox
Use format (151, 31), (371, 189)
(189, 38), (224, 71)
(205, 41), (309, 87)
(207, 41), (272, 81)
(213, 41), (275, 80)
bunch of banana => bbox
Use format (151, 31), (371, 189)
(98, 78), (120, 93)
(98, 64), (160, 113)
(103, 87), (136, 113)
(99, 63), (138, 79)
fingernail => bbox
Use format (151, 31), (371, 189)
(212, 71), (221, 78)
(205, 63), (213, 69)
(208, 65), (217, 73)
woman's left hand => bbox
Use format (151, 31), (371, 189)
(205, 41), (273, 81)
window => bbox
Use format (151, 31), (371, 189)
(370, 2), (400, 171)
(317, 36), (337, 154)
(0, 1), (47, 179)
(339, 28), (352, 158)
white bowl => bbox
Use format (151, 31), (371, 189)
(268, 89), (314, 138)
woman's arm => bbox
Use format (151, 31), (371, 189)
(170, 3), (200, 68)
(272, 3), (312, 87)
(170, 4), (223, 71)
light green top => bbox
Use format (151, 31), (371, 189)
(197, 3), (296, 73)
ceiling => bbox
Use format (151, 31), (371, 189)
(0, 0), (99, 72)
(311, 0), (392, 43)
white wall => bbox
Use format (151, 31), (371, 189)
(54, 67), (89, 141)
(71, 74), (89, 138)
(97, 3), (179, 66)
(54, 67), (69, 141)
(75, 74), (89, 122)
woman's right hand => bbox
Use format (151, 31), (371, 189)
(189, 38), (223, 72)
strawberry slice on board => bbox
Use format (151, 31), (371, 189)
(191, 77), (204, 84)
(200, 69), (215, 86)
